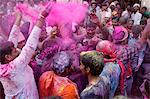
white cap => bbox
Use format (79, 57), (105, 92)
(110, 2), (116, 7)
(133, 3), (140, 8)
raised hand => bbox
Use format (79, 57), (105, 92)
(36, 3), (52, 28)
(45, 2), (53, 13)
(15, 10), (22, 19)
(14, 10), (22, 26)
(40, 2), (52, 18)
(143, 18), (150, 35)
(139, 18), (150, 45)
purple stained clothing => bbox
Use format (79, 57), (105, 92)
(80, 76), (110, 99)
(67, 67), (88, 94)
(100, 62), (121, 99)
(0, 15), (15, 37)
(67, 43), (92, 68)
(30, 51), (88, 94)
(20, 22), (30, 40)
(30, 42), (60, 84)
(0, 25), (41, 98)
(128, 35), (146, 70)
(68, 50), (80, 68)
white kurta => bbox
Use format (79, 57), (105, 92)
(0, 25), (41, 99)
(131, 12), (142, 25)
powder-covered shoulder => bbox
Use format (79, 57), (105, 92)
(0, 62), (16, 78)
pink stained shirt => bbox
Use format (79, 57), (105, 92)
(0, 25), (41, 99)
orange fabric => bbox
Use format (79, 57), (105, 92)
(39, 71), (79, 99)
(60, 84), (79, 99)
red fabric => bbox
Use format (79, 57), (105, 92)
(117, 61), (126, 94)
(126, 61), (132, 77)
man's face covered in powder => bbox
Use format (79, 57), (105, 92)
(86, 27), (96, 38)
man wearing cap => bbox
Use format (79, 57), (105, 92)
(131, 3), (142, 25)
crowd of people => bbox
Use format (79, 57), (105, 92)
(0, 0), (150, 99)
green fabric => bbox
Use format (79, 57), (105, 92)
(144, 12), (150, 18)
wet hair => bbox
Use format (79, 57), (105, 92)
(0, 41), (14, 64)
(80, 51), (104, 76)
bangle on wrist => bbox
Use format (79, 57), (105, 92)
(39, 14), (45, 19)
(37, 18), (44, 23)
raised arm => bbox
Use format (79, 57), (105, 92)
(138, 19), (150, 48)
(8, 11), (22, 47)
(13, 6), (51, 67)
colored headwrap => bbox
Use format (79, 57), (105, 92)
(96, 40), (116, 62)
(52, 51), (71, 74)
(133, 3), (140, 8)
(112, 26), (128, 43)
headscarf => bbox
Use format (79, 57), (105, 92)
(112, 26), (128, 43)
(96, 40), (116, 62)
